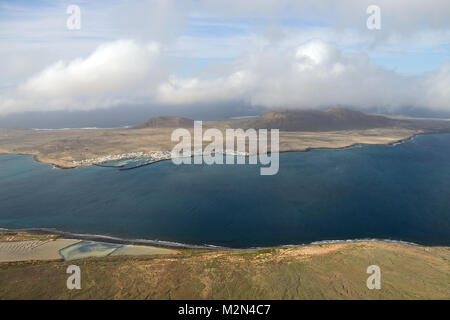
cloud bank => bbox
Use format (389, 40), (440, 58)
(0, 1), (449, 116)
(157, 40), (449, 112)
(0, 39), (449, 115)
(0, 40), (163, 114)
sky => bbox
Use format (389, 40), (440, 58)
(0, 0), (449, 121)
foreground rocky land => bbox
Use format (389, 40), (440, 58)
(0, 232), (448, 299)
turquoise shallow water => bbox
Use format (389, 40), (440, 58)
(0, 133), (449, 248)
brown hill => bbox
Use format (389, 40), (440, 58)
(132, 116), (194, 129)
(228, 108), (397, 131)
(132, 108), (450, 133)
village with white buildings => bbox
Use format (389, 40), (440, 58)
(71, 151), (172, 166)
(71, 149), (251, 167)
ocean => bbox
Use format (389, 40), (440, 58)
(0, 133), (449, 248)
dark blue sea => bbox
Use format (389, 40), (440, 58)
(0, 133), (449, 248)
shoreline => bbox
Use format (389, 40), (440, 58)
(1, 131), (449, 251)
(0, 129), (434, 170)
(1, 227), (447, 251)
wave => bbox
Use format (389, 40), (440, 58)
(0, 227), (427, 250)
(308, 238), (420, 246)
(0, 227), (226, 250)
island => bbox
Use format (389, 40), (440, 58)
(1, 109), (449, 169)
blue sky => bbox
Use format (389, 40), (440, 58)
(0, 0), (449, 114)
(2, 0), (448, 74)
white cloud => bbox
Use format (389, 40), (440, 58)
(0, 1), (449, 116)
(421, 63), (450, 111)
(157, 71), (254, 105)
(1, 39), (449, 115)
(198, 0), (450, 32)
(157, 40), (450, 112)
(0, 40), (164, 114)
